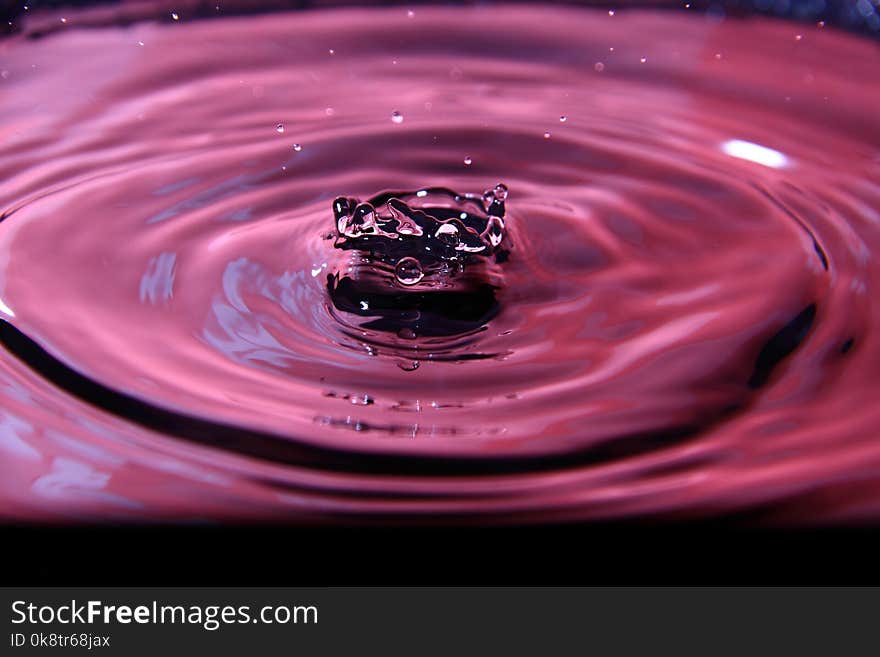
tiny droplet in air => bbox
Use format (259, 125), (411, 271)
(391, 110), (404, 124)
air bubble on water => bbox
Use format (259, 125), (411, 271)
(463, 156), (473, 165)
(395, 257), (424, 286)
(292, 143), (302, 152)
(559, 115), (567, 123)
(391, 110), (404, 124)
(171, 12), (179, 20)
(275, 123), (284, 134)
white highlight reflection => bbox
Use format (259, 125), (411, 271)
(722, 139), (789, 169)
(0, 296), (13, 318)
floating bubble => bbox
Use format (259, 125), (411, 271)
(395, 257), (424, 286)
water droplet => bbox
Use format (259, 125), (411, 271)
(395, 257), (424, 286)
(171, 12), (179, 21)
(275, 123), (284, 134)
(594, 62), (605, 72)
(391, 110), (404, 124)
(60, 17), (68, 23)
(137, 41), (145, 47)
(328, 48), (335, 55)
(559, 115), (567, 123)
(714, 52), (722, 60)
(483, 216), (505, 247)
(397, 360), (420, 372)
(640, 56), (647, 63)
(795, 34), (803, 41)
(463, 156), (473, 165)
(435, 223), (460, 246)
(608, 9), (615, 16)
(407, 10), (415, 18)
(325, 107), (335, 116)
(817, 20), (825, 28)
(543, 131), (551, 139)
(292, 143), (302, 152)
(398, 328), (417, 340)
(492, 183), (509, 201)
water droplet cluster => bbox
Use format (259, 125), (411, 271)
(331, 184), (510, 288)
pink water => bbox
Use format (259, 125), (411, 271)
(1, 4), (879, 524)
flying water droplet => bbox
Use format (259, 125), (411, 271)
(275, 123), (284, 134)
(391, 110), (404, 124)
(171, 12), (179, 21)
(463, 156), (473, 165)
(395, 257), (424, 286)
(543, 131), (551, 139)
(292, 143), (302, 152)
(559, 115), (567, 123)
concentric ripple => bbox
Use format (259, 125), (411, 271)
(1, 5), (879, 523)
